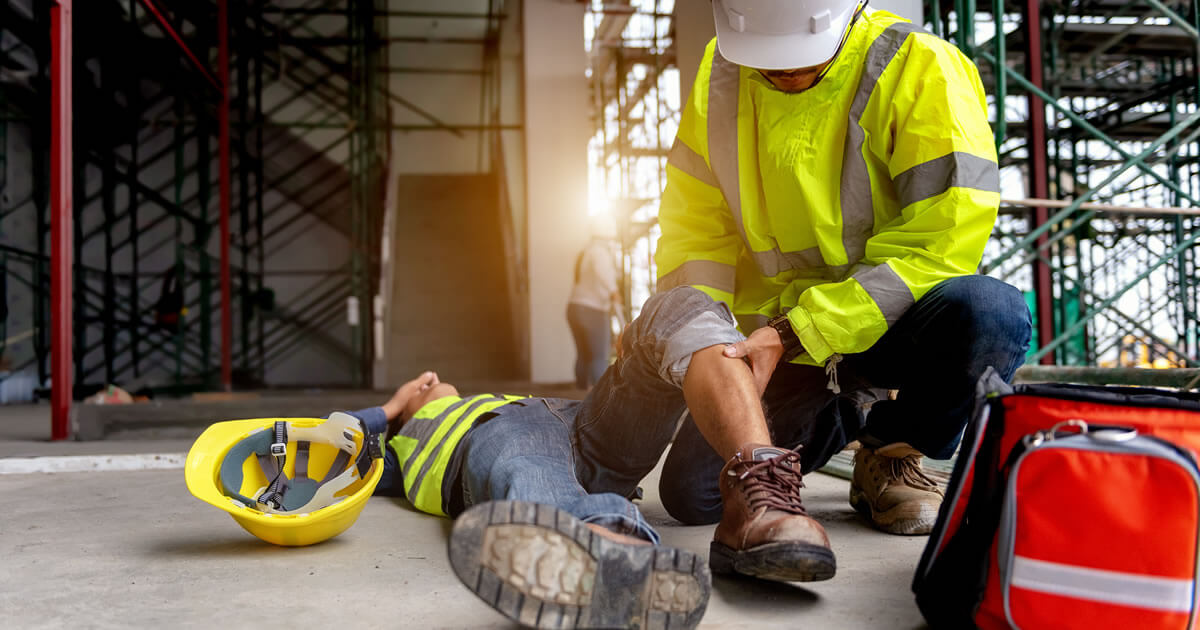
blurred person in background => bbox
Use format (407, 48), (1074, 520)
(566, 218), (623, 389)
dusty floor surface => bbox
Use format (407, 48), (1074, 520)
(1, 400), (930, 629)
(0, 461), (930, 629)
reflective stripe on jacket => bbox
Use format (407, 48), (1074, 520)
(388, 393), (524, 516)
(656, 9), (1000, 365)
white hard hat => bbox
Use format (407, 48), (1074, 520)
(712, 0), (863, 70)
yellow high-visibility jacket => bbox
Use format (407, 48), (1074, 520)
(656, 10), (1000, 366)
(389, 393), (525, 516)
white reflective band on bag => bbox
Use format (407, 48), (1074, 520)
(1011, 556), (1196, 613)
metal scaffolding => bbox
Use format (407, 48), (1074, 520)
(587, 1), (1200, 374)
(2, 0), (527, 436)
(0, 0), (393, 433)
(958, 0), (1200, 368)
(586, 0), (677, 319)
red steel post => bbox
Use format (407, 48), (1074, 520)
(137, 0), (220, 90)
(218, 0), (232, 389)
(1024, 0), (1055, 365)
(50, 0), (73, 440)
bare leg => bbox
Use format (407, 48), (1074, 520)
(682, 345), (773, 460)
(683, 346), (835, 584)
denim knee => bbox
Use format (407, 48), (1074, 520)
(936, 276), (1028, 330)
(936, 275), (1032, 377)
(658, 451), (723, 525)
(658, 475), (723, 525)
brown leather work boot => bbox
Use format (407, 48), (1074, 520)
(850, 443), (944, 535)
(710, 444), (836, 582)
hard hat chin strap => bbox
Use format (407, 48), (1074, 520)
(251, 414), (383, 514)
(806, 0), (869, 91)
(257, 421), (289, 510)
(356, 425), (383, 477)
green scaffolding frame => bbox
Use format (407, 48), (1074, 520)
(952, 0), (1200, 368)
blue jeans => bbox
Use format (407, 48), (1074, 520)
(567, 302), (611, 389)
(372, 399), (661, 543)
(569, 275), (1032, 525)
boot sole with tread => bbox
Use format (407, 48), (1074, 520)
(449, 500), (711, 630)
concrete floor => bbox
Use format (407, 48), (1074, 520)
(0, 401), (930, 629)
(0, 404), (199, 456)
(0, 465), (929, 628)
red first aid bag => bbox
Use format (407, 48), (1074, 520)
(913, 368), (1200, 629)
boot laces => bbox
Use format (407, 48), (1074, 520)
(738, 449), (808, 515)
(885, 453), (940, 492)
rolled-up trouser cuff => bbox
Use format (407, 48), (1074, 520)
(654, 296), (746, 387)
(580, 512), (662, 545)
(570, 491), (662, 544)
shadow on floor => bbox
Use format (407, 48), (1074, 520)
(145, 534), (352, 558)
(713, 573), (822, 610)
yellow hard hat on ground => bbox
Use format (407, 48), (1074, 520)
(185, 412), (384, 546)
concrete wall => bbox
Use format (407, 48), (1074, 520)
(373, 0), (586, 385)
(674, 1), (716, 104)
(382, 174), (519, 384)
(0, 123), (41, 382)
(875, 0), (924, 23)
(373, 0), (530, 386)
(523, 0), (590, 383)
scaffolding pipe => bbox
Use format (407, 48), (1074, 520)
(1023, 0), (1055, 366)
(219, 0), (232, 390)
(1015, 366), (1200, 388)
(978, 50), (1200, 209)
(1030, 227), (1200, 362)
(1001, 197), (1200, 216)
(50, 0), (73, 440)
(137, 0), (221, 90)
(989, 111), (1200, 278)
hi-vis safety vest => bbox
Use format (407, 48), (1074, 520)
(388, 393), (525, 516)
(657, 9), (1000, 367)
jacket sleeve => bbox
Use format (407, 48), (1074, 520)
(655, 44), (742, 307)
(347, 407), (388, 436)
(785, 33), (1001, 363)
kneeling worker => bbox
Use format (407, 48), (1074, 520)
(354, 371), (710, 630)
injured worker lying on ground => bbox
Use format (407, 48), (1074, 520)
(352, 370), (711, 630)
(344, 277), (1031, 630)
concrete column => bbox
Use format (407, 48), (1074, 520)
(674, 1), (715, 103)
(874, 0), (924, 23)
(523, 0), (590, 383)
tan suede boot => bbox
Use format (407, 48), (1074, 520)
(709, 444), (836, 582)
(849, 443), (944, 535)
